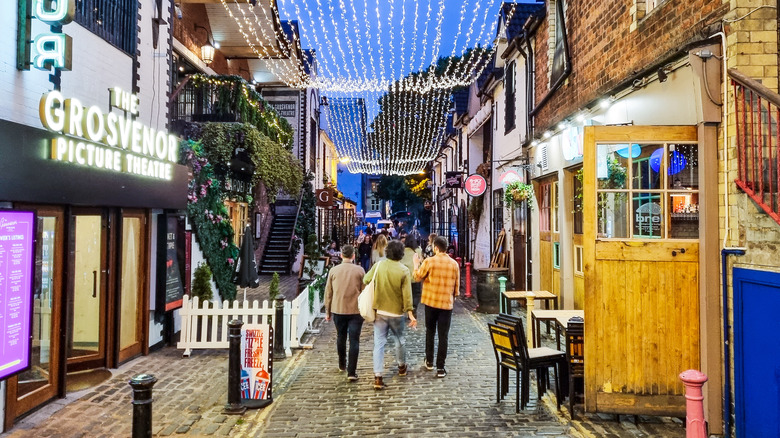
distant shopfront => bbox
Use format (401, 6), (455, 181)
(0, 99), (187, 426)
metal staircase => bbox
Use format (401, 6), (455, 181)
(259, 214), (297, 275)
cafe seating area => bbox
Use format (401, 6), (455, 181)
(488, 289), (586, 416)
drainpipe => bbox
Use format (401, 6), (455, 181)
(720, 247), (745, 438)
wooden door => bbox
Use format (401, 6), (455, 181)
(117, 210), (148, 363)
(5, 207), (65, 429)
(66, 209), (109, 372)
(583, 126), (700, 416)
(536, 178), (557, 297)
(571, 166), (585, 309)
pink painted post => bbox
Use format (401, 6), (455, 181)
(679, 369), (708, 438)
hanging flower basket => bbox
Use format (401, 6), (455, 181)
(504, 181), (534, 210)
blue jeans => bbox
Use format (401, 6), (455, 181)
(332, 313), (364, 376)
(360, 254), (371, 271)
(373, 314), (406, 376)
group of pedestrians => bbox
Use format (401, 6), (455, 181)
(324, 232), (460, 390)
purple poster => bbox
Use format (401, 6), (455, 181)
(0, 211), (34, 380)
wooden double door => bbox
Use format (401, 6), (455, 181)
(582, 126), (700, 416)
(5, 206), (149, 428)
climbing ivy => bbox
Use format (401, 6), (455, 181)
(293, 172), (317, 261)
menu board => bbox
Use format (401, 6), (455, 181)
(158, 215), (184, 311)
(0, 211), (34, 380)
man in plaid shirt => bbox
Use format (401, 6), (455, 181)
(413, 236), (460, 377)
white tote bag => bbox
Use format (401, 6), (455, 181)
(358, 261), (381, 322)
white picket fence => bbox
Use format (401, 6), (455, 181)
(177, 287), (325, 356)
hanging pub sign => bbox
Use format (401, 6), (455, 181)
(157, 215), (185, 311)
(0, 211), (35, 381)
(464, 174), (487, 197)
(445, 172), (463, 188)
(241, 324), (273, 408)
(499, 170), (522, 186)
(17, 0), (74, 71)
(315, 188), (334, 208)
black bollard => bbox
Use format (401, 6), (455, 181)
(273, 299), (286, 359)
(128, 374), (158, 438)
(224, 319), (247, 415)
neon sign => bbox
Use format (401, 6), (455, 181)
(17, 0), (74, 71)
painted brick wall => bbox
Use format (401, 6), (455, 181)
(532, 0), (730, 132)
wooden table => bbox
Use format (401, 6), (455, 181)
(501, 290), (558, 314)
(531, 309), (584, 348)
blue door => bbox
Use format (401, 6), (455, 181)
(733, 267), (780, 437)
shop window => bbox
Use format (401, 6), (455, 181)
(539, 182), (551, 232)
(74, 0), (137, 55)
(493, 189), (505, 247)
(574, 245), (583, 275)
(573, 169), (583, 234)
(505, 61), (516, 133)
(553, 242), (560, 269)
(596, 143), (699, 239)
(224, 200), (249, 246)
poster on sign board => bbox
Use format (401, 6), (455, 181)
(0, 210), (35, 380)
(241, 324), (273, 408)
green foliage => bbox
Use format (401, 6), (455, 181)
(269, 272), (280, 302)
(188, 74), (294, 149)
(376, 174), (429, 214)
(504, 181), (535, 210)
(294, 173), (317, 261)
(605, 155), (627, 188)
(307, 266), (330, 313)
(181, 140), (239, 300)
(197, 123), (303, 203)
(191, 263), (214, 302)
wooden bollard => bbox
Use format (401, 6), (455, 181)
(526, 293), (535, 348)
(679, 369), (708, 438)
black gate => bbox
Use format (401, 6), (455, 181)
(319, 209), (357, 247)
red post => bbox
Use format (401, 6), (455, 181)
(679, 369), (708, 438)
(455, 257), (462, 267)
(464, 262), (472, 298)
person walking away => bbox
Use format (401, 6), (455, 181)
(413, 236), (460, 378)
(401, 236), (423, 317)
(423, 233), (437, 259)
(324, 245), (365, 381)
(358, 229), (373, 271)
(364, 241), (417, 389)
(371, 234), (388, 266)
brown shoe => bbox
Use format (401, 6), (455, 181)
(373, 376), (387, 390)
(398, 364), (407, 376)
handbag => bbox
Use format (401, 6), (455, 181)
(358, 261), (381, 322)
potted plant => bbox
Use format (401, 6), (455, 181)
(504, 181), (535, 209)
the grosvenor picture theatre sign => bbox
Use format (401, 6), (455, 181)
(17, 0), (74, 71)
(39, 87), (180, 180)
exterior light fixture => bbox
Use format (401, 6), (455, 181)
(339, 156), (351, 163)
(543, 131), (552, 139)
(558, 122), (567, 130)
(599, 98), (612, 109)
(194, 24), (216, 65)
(576, 114), (586, 123)
(531, 139), (539, 146)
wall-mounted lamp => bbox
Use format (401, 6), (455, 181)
(658, 63), (673, 83)
(194, 24), (216, 65)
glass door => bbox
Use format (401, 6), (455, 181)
(66, 209), (107, 371)
(5, 207), (64, 426)
(118, 211), (147, 363)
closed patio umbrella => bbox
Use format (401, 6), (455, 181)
(233, 225), (260, 300)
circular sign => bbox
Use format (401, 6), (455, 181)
(464, 174), (487, 196)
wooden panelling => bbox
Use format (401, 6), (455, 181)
(592, 126), (698, 142)
(595, 392), (686, 417)
(595, 241), (698, 262)
(574, 275), (584, 310)
(539, 240), (553, 293)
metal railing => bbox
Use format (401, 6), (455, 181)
(170, 79), (242, 127)
(74, 0), (137, 55)
(730, 69), (780, 226)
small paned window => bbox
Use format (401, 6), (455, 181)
(552, 181), (559, 233)
(553, 241), (560, 269)
(596, 143), (699, 239)
(573, 169), (583, 234)
(539, 182), (551, 232)
(574, 246), (583, 275)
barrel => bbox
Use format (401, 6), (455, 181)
(475, 268), (508, 313)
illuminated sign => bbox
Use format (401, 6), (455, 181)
(17, 0), (74, 71)
(0, 211), (35, 381)
(39, 88), (179, 180)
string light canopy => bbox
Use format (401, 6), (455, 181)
(217, 0), (523, 175)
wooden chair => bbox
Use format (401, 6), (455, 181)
(565, 318), (585, 417)
(490, 319), (566, 410)
(488, 323), (522, 412)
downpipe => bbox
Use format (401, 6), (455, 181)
(720, 247), (745, 438)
